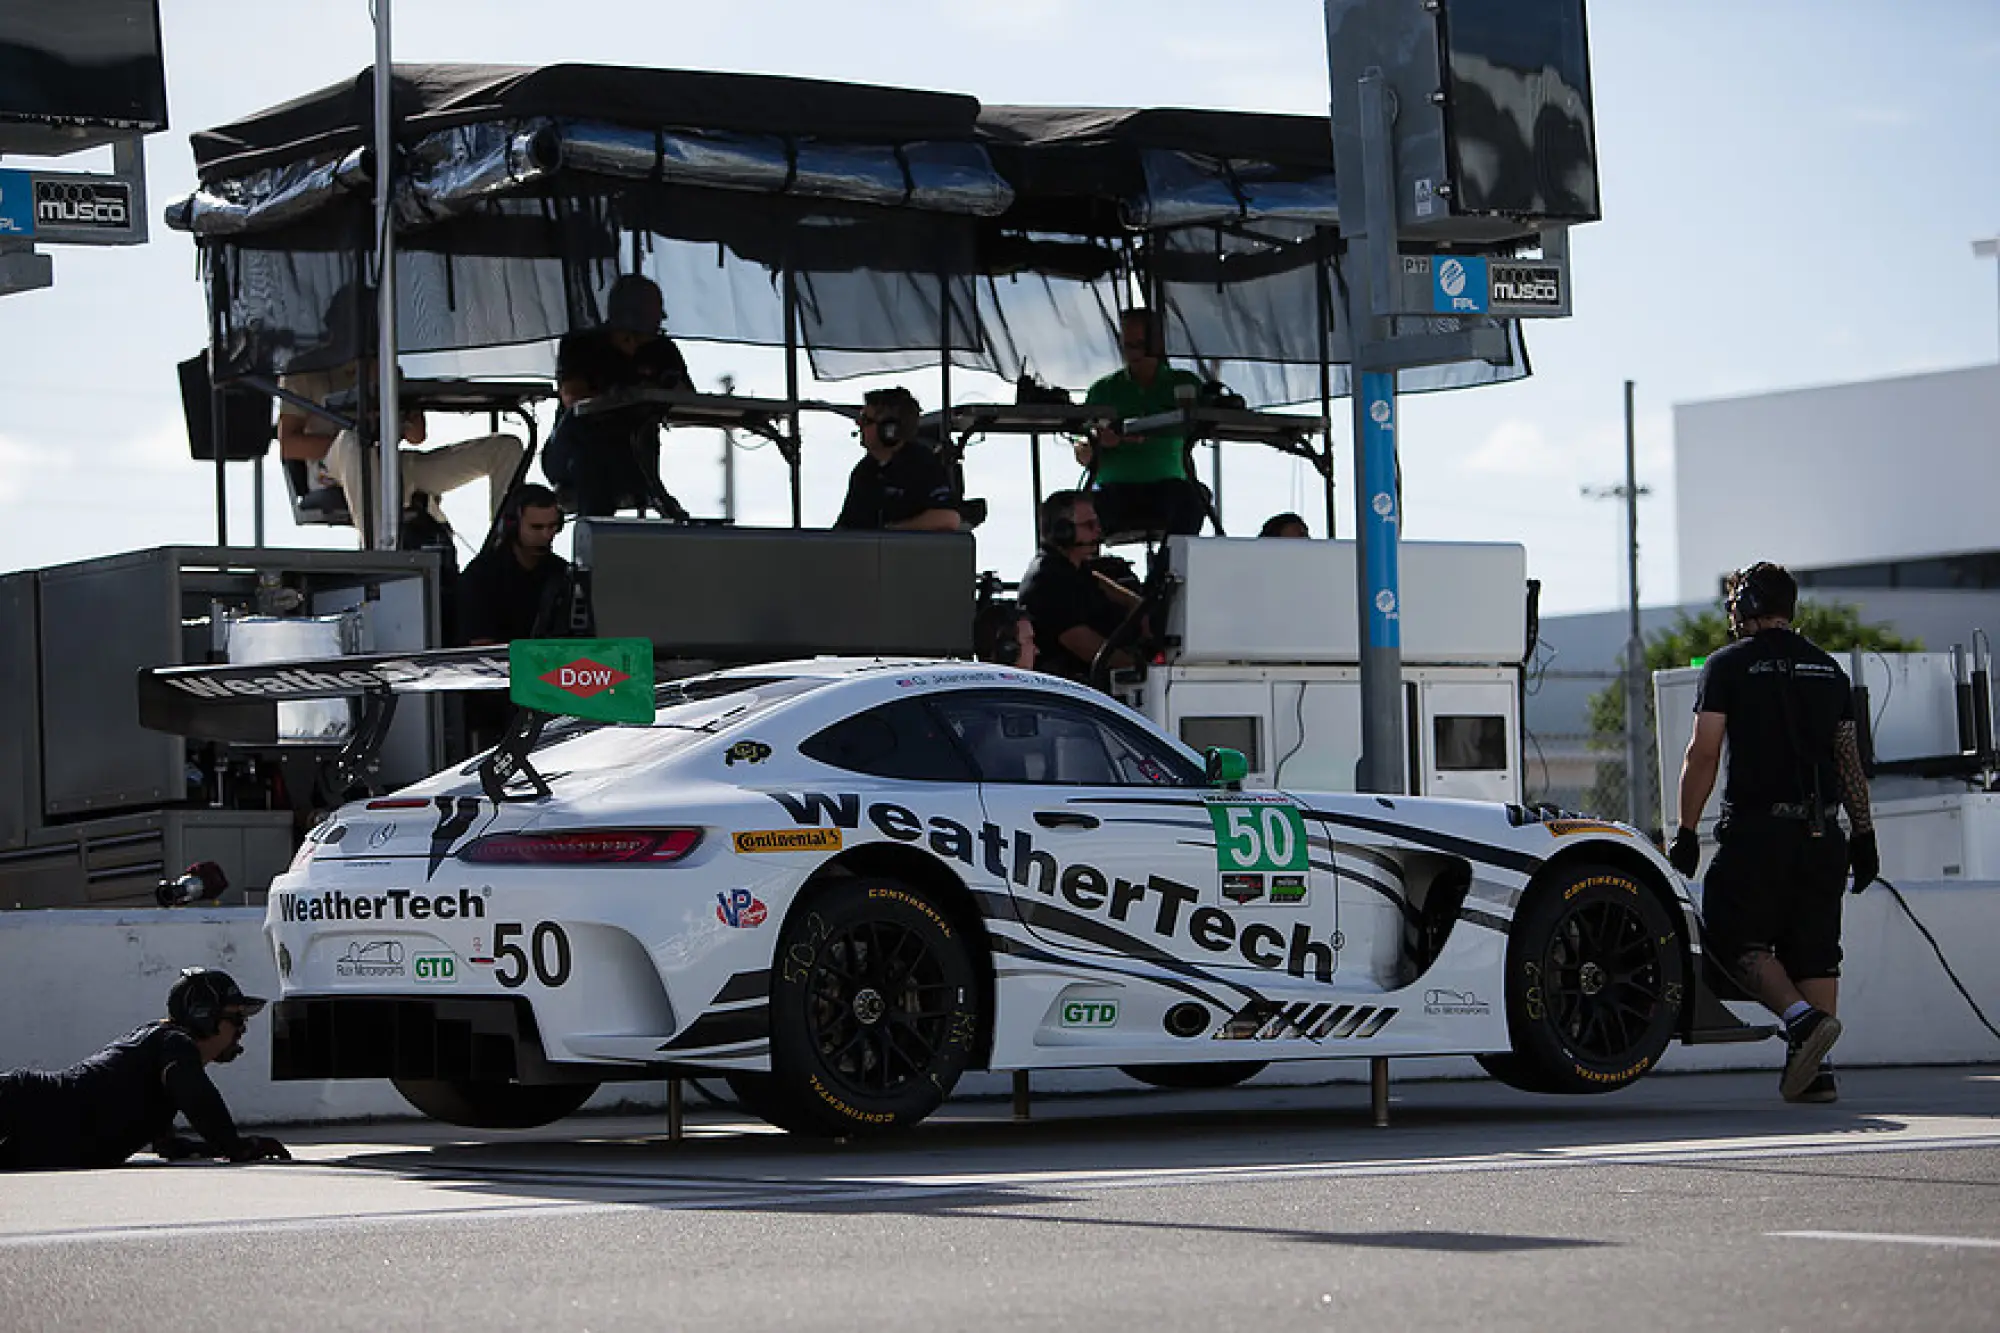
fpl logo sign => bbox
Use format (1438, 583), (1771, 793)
(539, 658), (630, 700)
(1432, 256), (1489, 314)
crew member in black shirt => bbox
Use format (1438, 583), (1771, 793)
(0, 968), (289, 1170)
(832, 387), (961, 532)
(1017, 489), (1145, 686)
(457, 484), (572, 646)
(542, 274), (695, 518)
(1671, 561), (1878, 1105)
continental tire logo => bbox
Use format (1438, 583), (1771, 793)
(809, 1074), (895, 1124)
(732, 828), (843, 854)
(869, 886), (951, 937)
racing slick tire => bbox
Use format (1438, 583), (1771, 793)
(1118, 1062), (1268, 1090)
(765, 877), (982, 1137)
(1480, 862), (1686, 1095)
(391, 1077), (599, 1130)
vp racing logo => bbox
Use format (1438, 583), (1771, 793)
(716, 889), (768, 928)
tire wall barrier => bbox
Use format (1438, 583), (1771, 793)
(0, 886), (1995, 1128)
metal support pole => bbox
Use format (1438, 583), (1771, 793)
(253, 453), (266, 547)
(939, 269), (954, 455)
(1370, 1056), (1390, 1127)
(371, 0), (401, 551)
(1029, 432), (1045, 537)
(211, 392), (228, 547)
(1011, 1069), (1031, 1121)
(1316, 237), (1336, 540)
(1345, 73), (1407, 796)
(782, 265), (803, 529)
(666, 1076), (684, 1143)
(1621, 379), (1649, 829)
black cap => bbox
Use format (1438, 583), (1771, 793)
(168, 967), (268, 1032)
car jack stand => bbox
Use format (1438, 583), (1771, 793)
(1012, 1070), (1032, 1121)
(667, 1077), (685, 1143)
(1370, 1058), (1390, 1128)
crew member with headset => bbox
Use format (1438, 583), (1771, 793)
(832, 387), (962, 532)
(0, 968), (291, 1169)
(1017, 489), (1146, 686)
(1670, 561), (1878, 1104)
(456, 483), (573, 647)
(455, 483), (574, 751)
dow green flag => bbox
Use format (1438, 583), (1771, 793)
(508, 639), (655, 724)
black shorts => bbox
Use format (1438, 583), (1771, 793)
(1702, 817), (1848, 980)
(1092, 479), (1209, 539)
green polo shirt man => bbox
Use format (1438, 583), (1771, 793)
(1082, 308), (1204, 484)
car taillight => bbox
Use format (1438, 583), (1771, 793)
(457, 828), (702, 865)
(367, 798), (432, 810)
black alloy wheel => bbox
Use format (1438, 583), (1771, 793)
(1478, 863), (1685, 1095)
(765, 878), (981, 1135)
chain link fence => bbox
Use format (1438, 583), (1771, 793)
(1523, 666), (1661, 833)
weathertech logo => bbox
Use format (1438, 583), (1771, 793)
(732, 828), (843, 854)
(540, 659), (630, 700)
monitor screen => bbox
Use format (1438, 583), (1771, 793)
(0, 2), (167, 132)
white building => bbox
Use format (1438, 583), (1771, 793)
(1525, 362), (2000, 818)
(1673, 363), (2000, 604)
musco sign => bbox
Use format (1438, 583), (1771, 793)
(1489, 263), (1563, 309)
(768, 792), (1340, 984)
(33, 179), (131, 230)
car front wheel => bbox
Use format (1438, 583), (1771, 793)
(1479, 863), (1685, 1095)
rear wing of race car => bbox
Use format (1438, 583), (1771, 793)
(137, 639), (656, 804)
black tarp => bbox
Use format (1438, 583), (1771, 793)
(976, 105), (1338, 234)
(190, 63), (986, 181)
(178, 64), (1526, 402)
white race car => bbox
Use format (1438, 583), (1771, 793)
(157, 651), (1755, 1135)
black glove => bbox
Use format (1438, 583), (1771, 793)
(1668, 826), (1702, 878)
(152, 1134), (207, 1162)
(226, 1135), (292, 1163)
(1848, 830), (1879, 894)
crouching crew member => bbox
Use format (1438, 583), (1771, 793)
(1670, 562), (1878, 1104)
(0, 969), (290, 1170)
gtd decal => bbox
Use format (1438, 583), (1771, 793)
(768, 792), (1340, 983)
(1060, 999), (1118, 1029)
(413, 954), (457, 983)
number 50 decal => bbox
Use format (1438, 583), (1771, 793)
(1205, 798), (1310, 873)
(494, 921), (573, 988)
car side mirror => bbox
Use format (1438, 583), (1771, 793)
(1204, 747), (1247, 789)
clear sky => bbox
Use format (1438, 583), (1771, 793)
(3, 0), (1996, 614)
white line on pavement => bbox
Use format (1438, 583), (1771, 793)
(1770, 1230), (2000, 1251)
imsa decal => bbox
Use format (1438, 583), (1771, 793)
(767, 792), (1341, 983)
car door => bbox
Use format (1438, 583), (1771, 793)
(927, 688), (1338, 987)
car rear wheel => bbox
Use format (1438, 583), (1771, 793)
(1118, 1062), (1268, 1090)
(1481, 862), (1685, 1095)
(764, 877), (982, 1136)
(391, 1077), (599, 1129)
